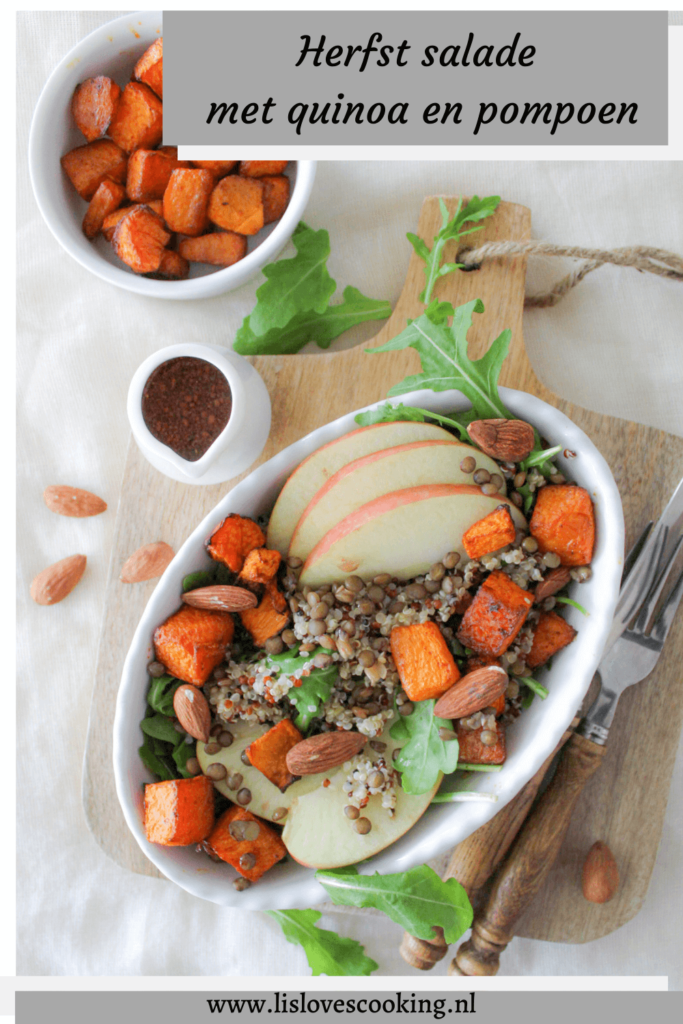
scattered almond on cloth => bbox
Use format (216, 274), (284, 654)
(120, 541), (175, 583)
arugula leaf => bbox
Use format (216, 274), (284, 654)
(248, 222), (337, 336)
(316, 864), (473, 944)
(287, 662), (339, 733)
(456, 762), (503, 772)
(263, 643), (311, 675)
(140, 713), (183, 745)
(390, 700), (459, 794)
(265, 909), (378, 976)
(521, 444), (563, 472)
(369, 299), (513, 422)
(354, 401), (470, 440)
(172, 737), (196, 778)
(431, 791), (498, 803)
(409, 196), (500, 304)
(523, 676), (549, 700)
(182, 563), (233, 592)
(147, 675), (184, 716)
(555, 596), (588, 615)
(139, 736), (175, 781)
(234, 286), (391, 356)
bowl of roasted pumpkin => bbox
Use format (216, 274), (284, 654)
(114, 383), (623, 909)
(29, 11), (316, 299)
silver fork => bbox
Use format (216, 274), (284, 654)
(580, 530), (683, 743)
(450, 481), (683, 976)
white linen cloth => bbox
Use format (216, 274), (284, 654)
(17, 10), (683, 983)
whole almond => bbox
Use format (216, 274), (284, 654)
(182, 585), (258, 612)
(467, 418), (535, 462)
(120, 541), (175, 583)
(582, 841), (619, 903)
(173, 684), (211, 743)
(43, 485), (107, 518)
(30, 554), (87, 605)
(434, 665), (508, 720)
(534, 566), (572, 604)
(286, 731), (368, 776)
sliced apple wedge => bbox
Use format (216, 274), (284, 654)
(289, 439), (505, 562)
(299, 484), (527, 587)
(197, 720), (329, 820)
(266, 421), (455, 554)
(282, 715), (438, 869)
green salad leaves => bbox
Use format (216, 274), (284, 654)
(371, 298), (513, 421)
(234, 223), (391, 356)
(316, 864), (473, 945)
(263, 644), (338, 733)
(139, 675), (195, 781)
(265, 910), (378, 976)
(389, 699), (460, 795)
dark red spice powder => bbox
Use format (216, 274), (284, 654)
(142, 356), (232, 461)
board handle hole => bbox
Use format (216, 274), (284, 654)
(457, 248), (481, 272)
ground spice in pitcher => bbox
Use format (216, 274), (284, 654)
(141, 357), (232, 461)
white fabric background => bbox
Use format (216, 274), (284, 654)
(17, 11), (683, 983)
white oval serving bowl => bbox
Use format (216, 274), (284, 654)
(28, 10), (316, 299)
(114, 387), (624, 909)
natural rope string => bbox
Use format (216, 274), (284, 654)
(457, 241), (683, 308)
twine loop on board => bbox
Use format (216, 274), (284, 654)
(457, 241), (683, 308)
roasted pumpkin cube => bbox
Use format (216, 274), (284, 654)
(456, 720), (506, 765)
(144, 775), (214, 846)
(153, 605), (234, 685)
(126, 148), (188, 203)
(462, 505), (517, 560)
(247, 719), (303, 791)
(148, 249), (190, 280)
(239, 160), (289, 178)
(82, 179), (126, 239)
(239, 590), (290, 647)
(71, 76), (121, 142)
(526, 610), (577, 669)
(102, 204), (134, 240)
(391, 621), (460, 702)
(191, 160), (237, 178)
(107, 81), (163, 152)
(457, 570), (533, 658)
(207, 805), (287, 882)
(208, 514), (266, 573)
(134, 36), (163, 98)
(61, 139), (127, 200)
(163, 168), (214, 236)
(112, 204), (171, 274)
(178, 231), (247, 267)
(239, 547), (282, 586)
(529, 485), (595, 567)
(262, 174), (290, 224)
(208, 175), (264, 235)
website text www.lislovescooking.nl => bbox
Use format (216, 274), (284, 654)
(207, 992), (476, 1019)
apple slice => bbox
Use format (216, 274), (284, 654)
(289, 439), (505, 562)
(299, 484), (527, 587)
(196, 720), (329, 821)
(266, 421), (455, 554)
(282, 714), (439, 869)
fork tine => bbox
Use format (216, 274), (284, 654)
(633, 535), (683, 633)
(651, 561), (683, 645)
(622, 521), (653, 583)
(615, 524), (669, 627)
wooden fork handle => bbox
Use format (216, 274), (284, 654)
(450, 731), (606, 976)
(400, 722), (578, 971)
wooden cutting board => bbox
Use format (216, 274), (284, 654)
(82, 197), (683, 944)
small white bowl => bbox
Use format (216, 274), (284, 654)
(28, 11), (316, 299)
(127, 343), (271, 484)
(114, 387), (624, 909)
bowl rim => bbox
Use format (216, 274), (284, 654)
(28, 10), (316, 299)
(113, 385), (624, 909)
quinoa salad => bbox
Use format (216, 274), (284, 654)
(138, 413), (595, 891)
